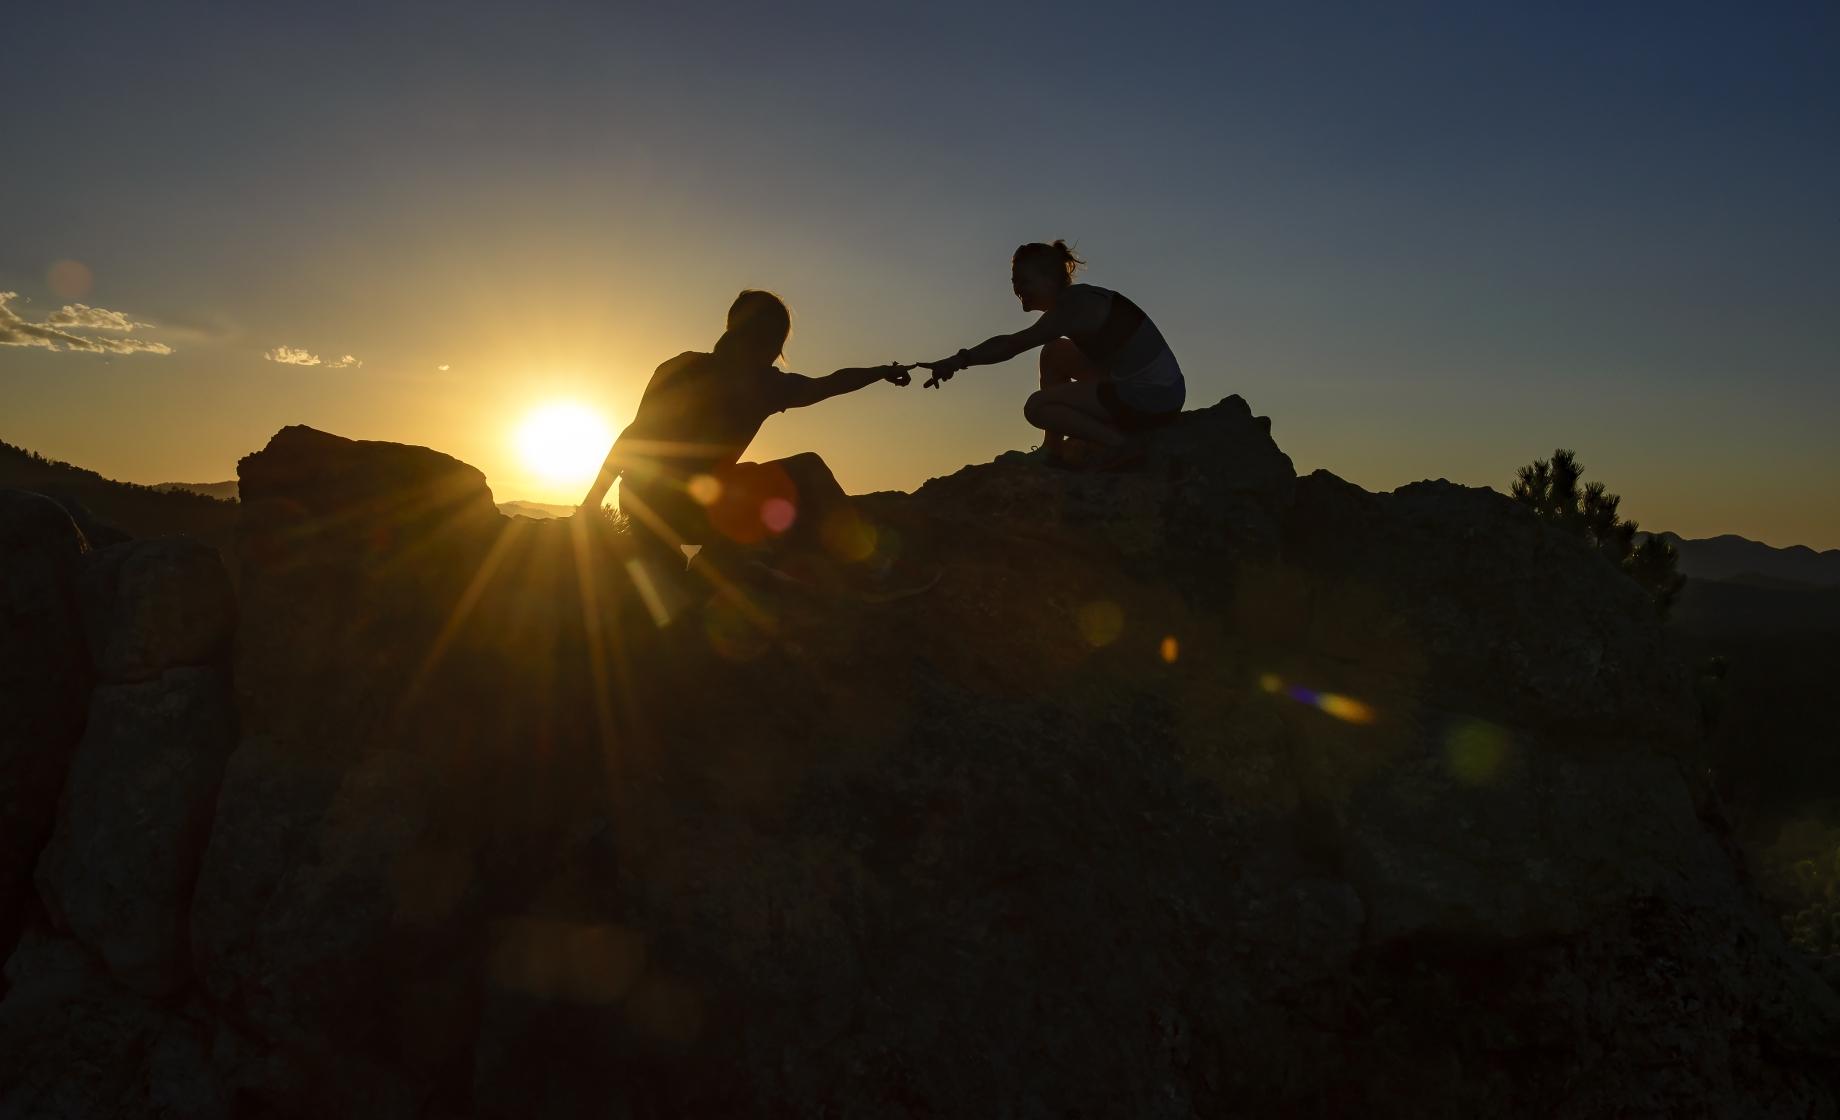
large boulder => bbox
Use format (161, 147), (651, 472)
(0, 490), (91, 950)
(35, 667), (236, 996)
(233, 426), (506, 759)
(8, 412), (1840, 1116)
(78, 536), (237, 683)
(0, 925), (230, 1120)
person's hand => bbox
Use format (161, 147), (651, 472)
(920, 357), (959, 388)
(880, 362), (914, 387)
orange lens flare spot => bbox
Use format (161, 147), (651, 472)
(1258, 672), (1377, 724)
(704, 462), (796, 544)
(687, 474), (722, 506)
(47, 259), (93, 299)
(1317, 694), (1376, 724)
(1077, 600), (1124, 648)
(1159, 635), (1179, 663)
(760, 497), (797, 534)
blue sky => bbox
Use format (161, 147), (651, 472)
(3, 1), (1836, 546)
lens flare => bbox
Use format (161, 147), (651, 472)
(1077, 600), (1124, 647)
(820, 508), (878, 562)
(760, 497), (797, 534)
(1159, 635), (1179, 663)
(47, 259), (93, 299)
(1445, 720), (1511, 784)
(1257, 672), (1377, 725)
(624, 558), (674, 628)
(687, 474), (722, 506)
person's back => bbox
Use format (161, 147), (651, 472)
(576, 289), (911, 564)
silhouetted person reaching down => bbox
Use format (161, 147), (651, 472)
(920, 241), (1185, 468)
(578, 289), (910, 576)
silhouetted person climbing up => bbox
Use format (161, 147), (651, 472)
(920, 241), (1185, 468)
(578, 290), (910, 571)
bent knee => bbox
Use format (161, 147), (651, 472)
(1022, 390), (1049, 426)
(1039, 338), (1090, 388)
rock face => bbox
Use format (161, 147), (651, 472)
(4, 402), (1838, 1117)
(78, 536), (236, 683)
(35, 667), (235, 996)
(0, 490), (91, 951)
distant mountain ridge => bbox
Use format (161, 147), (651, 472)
(159, 480), (574, 520)
(0, 440), (239, 555)
(1653, 531), (1840, 587)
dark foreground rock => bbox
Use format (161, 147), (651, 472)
(3, 401), (1837, 1117)
(0, 491), (92, 956)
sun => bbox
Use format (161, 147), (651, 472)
(514, 401), (614, 483)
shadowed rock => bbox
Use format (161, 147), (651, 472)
(36, 667), (235, 996)
(78, 536), (237, 683)
(6, 404), (1840, 1117)
(0, 490), (91, 954)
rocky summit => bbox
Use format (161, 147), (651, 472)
(2, 397), (1836, 1118)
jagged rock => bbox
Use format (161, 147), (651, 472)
(1283, 469), (1698, 739)
(77, 536), (237, 683)
(0, 489), (91, 951)
(0, 925), (230, 1120)
(191, 742), (480, 1087)
(908, 395), (1295, 591)
(9, 410), (1840, 1116)
(35, 667), (235, 996)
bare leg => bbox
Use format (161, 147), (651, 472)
(1038, 340), (1101, 461)
(1023, 381), (1127, 448)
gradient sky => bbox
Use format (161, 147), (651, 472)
(4, 1), (1836, 547)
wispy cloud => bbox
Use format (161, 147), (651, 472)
(0, 291), (173, 355)
(43, 303), (150, 331)
(265, 345), (362, 368)
(264, 345), (321, 365)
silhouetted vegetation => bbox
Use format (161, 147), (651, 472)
(0, 439), (239, 558)
(1511, 448), (1684, 615)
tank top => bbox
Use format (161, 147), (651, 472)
(1063, 284), (1183, 389)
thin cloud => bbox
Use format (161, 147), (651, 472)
(43, 303), (150, 331)
(0, 291), (173, 355)
(264, 345), (322, 366)
(265, 346), (361, 367)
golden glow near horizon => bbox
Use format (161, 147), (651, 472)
(514, 401), (614, 485)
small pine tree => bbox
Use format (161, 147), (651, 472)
(1511, 449), (1685, 616)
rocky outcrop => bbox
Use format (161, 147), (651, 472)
(3, 401), (1837, 1117)
(77, 536), (236, 683)
(30, 531), (239, 1000)
(0, 491), (91, 953)
(35, 668), (235, 996)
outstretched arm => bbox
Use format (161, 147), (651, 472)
(576, 426), (633, 513)
(777, 363), (913, 410)
(919, 289), (1101, 387)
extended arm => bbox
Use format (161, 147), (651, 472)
(577, 425), (635, 513)
(920, 291), (1098, 387)
(777, 363), (913, 410)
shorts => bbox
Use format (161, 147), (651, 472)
(1097, 378), (1185, 432)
